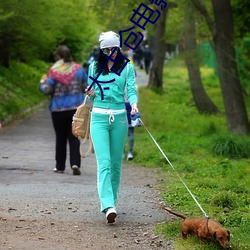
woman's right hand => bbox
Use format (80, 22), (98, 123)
(85, 86), (95, 97)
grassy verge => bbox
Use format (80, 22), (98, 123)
(129, 58), (250, 250)
(0, 60), (50, 124)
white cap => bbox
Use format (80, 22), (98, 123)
(99, 31), (120, 49)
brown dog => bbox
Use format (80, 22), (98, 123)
(163, 207), (231, 249)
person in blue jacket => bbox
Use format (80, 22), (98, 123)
(39, 45), (87, 176)
(86, 31), (139, 223)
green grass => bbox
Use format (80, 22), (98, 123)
(128, 58), (250, 250)
(0, 60), (50, 123)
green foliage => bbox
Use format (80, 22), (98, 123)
(154, 221), (181, 240)
(129, 58), (250, 249)
(210, 135), (250, 159)
(164, 2), (184, 44)
(163, 0), (213, 45)
(233, 0), (250, 100)
(232, 0), (250, 39)
(236, 37), (250, 95)
(210, 192), (238, 209)
(0, 0), (99, 66)
(0, 60), (49, 122)
(92, 0), (142, 33)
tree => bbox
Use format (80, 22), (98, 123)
(184, 1), (218, 114)
(148, 2), (180, 90)
(0, 0), (59, 66)
(148, 5), (169, 90)
(92, 0), (142, 34)
(190, 0), (250, 134)
(0, 0), (98, 66)
(148, 0), (218, 115)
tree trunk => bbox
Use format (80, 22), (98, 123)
(184, 3), (218, 114)
(147, 6), (168, 89)
(212, 0), (250, 134)
(190, 0), (250, 134)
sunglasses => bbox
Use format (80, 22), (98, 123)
(102, 47), (118, 55)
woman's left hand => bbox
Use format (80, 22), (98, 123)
(131, 103), (138, 116)
(40, 74), (47, 83)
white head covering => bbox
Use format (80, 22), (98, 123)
(99, 31), (120, 49)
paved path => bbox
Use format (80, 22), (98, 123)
(0, 106), (164, 224)
(0, 71), (174, 249)
(0, 68), (153, 223)
(135, 68), (149, 88)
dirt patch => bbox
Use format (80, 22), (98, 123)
(0, 216), (174, 250)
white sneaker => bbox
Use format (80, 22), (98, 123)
(105, 207), (117, 223)
(127, 152), (133, 160)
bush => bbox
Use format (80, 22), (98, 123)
(210, 135), (250, 159)
(210, 191), (237, 209)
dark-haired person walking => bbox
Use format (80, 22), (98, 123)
(39, 45), (87, 175)
(143, 44), (152, 74)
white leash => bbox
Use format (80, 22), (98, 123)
(139, 118), (209, 218)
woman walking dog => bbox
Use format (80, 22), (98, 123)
(86, 31), (138, 223)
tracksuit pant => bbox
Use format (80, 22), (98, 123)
(90, 110), (128, 212)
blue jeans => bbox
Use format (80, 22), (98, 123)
(90, 111), (128, 212)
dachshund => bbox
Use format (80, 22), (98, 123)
(162, 206), (231, 249)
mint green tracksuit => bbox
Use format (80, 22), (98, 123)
(88, 62), (137, 212)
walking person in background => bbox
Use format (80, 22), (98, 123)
(143, 44), (152, 74)
(125, 83), (141, 161)
(122, 50), (138, 161)
(86, 31), (138, 223)
(134, 45), (144, 69)
(39, 45), (88, 175)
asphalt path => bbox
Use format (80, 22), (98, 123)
(0, 70), (172, 249)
